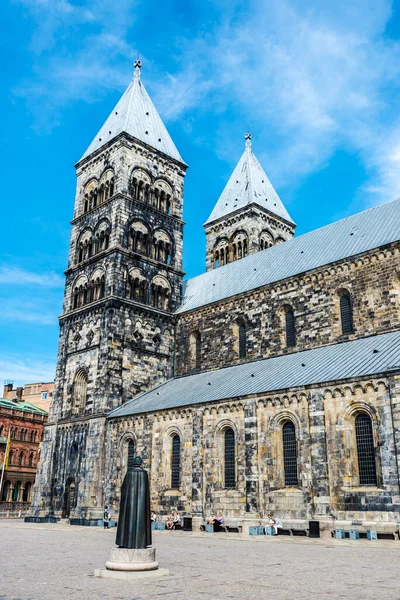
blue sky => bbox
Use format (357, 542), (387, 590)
(1, 0), (400, 386)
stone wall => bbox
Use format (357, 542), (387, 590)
(176, 244), (400, 375)
(105, 374), (400, 525)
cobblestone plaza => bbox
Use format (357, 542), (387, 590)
(1, 520), (399, 600)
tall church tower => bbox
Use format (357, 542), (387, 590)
(204, 133), (295, 271)
(31, 61), (187, 521)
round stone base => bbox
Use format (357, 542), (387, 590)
(105, 547), (159, 572)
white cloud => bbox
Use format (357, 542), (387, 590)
(0, 354), (55, 386)
(0, 266), (64, 287)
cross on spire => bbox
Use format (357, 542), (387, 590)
(245, 132), (252, 149)
(134, 58), (142, 80)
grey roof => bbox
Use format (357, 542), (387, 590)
(109, 330), (400, 418)
(178, 196), (400, 314)
(80, 65), (185, 164)
(204, 137), (295, 226)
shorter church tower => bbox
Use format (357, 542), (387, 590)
(204, 133), (295, 271)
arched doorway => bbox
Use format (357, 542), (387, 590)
(62, 479), (76, 518)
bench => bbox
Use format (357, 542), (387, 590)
(331, 527), (399, 541)
(200, 520), (242, 533)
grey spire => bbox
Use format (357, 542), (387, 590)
(205, 134), (295, 225)
(80, 62), (185, 164)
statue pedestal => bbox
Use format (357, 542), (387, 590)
(94, 547), (169, 580)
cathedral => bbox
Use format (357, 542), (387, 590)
(31, 61), (400, 535)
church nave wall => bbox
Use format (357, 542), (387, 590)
(176, 244), (400, 375)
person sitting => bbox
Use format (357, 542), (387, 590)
(165, 511), (175, 530)
(151, 511), (157, 523)
(207, 512), (216, 525)
(173, 511), (181, 529)
(267, 514), (282, 535)
(213, 511), (224, 532)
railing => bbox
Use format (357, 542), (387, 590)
(0, 502), (30, 518)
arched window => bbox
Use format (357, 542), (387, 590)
(29, 452), (34, 467)
(340, 291), (354, 335)
(12, 481), (21, 502)
(282, 421), (298, 486)
(72, 369), (88, 413)
(238, 322), (246, 359)
(355, 413), (377, 486)
(285, 308), (296, 347)
(127, 440), (135, 470)
(0, 424), (4, 437)
(224, 428), (236, 488)
(18, 451), (24, 466)
(171, 434), (181, 489)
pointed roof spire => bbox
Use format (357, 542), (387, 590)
(79, 60), (185, 165)
(204, 134), (295, 226)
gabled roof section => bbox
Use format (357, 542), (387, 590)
(109, 330), (400, 418)
(179, 196), (400, 314)
(80, 61), (185, 165)
(205, 134), (295, 226)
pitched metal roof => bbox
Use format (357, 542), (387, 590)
(178, 196), (400, 314)
(109, 330), (400, 419)
(0, 398), (48, 415)
(204, 135), (295, 226)
(80, 64), (185, 165)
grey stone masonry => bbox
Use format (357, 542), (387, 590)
(31, 127), (187, 520)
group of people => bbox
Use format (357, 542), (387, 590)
(207, 511), (225, 532)
(104, 504), (281, 535)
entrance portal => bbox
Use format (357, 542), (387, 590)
(62, 479), (76, 518)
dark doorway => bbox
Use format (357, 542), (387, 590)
(62, 479), (76, 518)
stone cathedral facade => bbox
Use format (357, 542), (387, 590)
(31, 62), (400, 534)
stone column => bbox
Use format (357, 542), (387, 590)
(308, 390), (331, 519)
(387, 375), (400, 506)
(191, 409), (204, 528)
(244, 400), (259, 514)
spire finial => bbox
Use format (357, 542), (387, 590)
(244, 132), (252, 149)
(134, 56), (142, 80)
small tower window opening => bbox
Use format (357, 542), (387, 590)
(171, 434), (181, 489)
(238, 322), (246, 359)
(224, 428), (236, 488)
(355, 413), (377, 486)
(127, 440), (135, 470)
(340, 291), (354, 335)
(285, 308), (296, 347)
(282, 421), (298, 487)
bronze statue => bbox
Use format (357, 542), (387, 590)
(116, 456), (152, 549)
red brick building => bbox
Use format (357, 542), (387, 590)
(3, 381), (54, 413)
(0, 397), (47, 506)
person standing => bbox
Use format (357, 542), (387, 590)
(103, 505), (110, 529)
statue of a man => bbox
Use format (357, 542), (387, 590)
(116, 456), (152, 549)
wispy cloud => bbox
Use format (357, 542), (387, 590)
(0, 354), (55, 385)
(12, 0), (400, 208)
(0, 266), (64, 287)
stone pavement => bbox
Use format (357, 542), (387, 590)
(1, 519), (400, 600)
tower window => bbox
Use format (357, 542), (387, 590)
(355, 413), (377, 486)
(171, 434), (181, 489)
(340, 292), (354, 335)
(195, 334), (201, 370)
(239, 322), (246, 359)
(285, 309), (296, 347)
(224, 428), (236, 488)
(127, 440), (135, 470)
(72, 369), (88, 414)
(282, 421), (298, 487)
